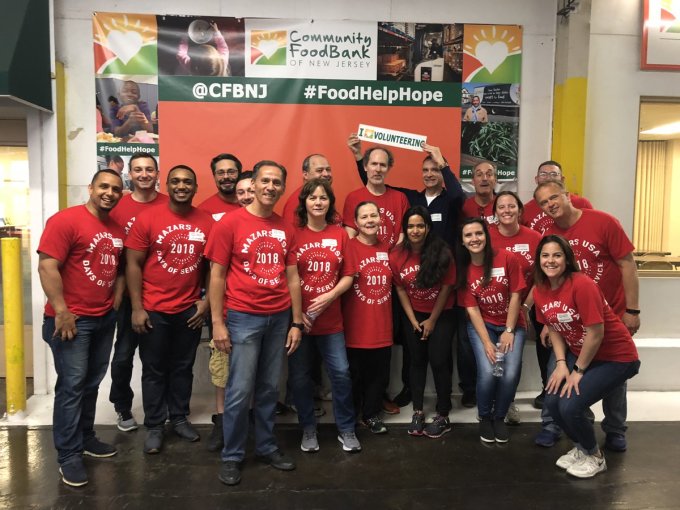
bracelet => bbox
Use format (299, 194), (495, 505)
(555, 359), (566, 363)
(625, 308), (641, 315)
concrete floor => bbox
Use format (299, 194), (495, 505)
(1, 422), (679, 509)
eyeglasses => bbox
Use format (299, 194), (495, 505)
(538, 171), (561, 179)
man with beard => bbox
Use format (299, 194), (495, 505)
(198, 153), (242, 221)
(126, 165), (213, 454)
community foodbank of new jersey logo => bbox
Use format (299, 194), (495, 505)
(245, 19), (377, 79)
(251, 30), (287, 65)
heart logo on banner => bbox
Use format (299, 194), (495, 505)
(257, 39), (280, 60)
(475, 41), (508, 74)
(107, 30), (143, 65)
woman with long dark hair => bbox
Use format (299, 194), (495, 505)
(390, 206), (456, 438)
(288, 179), (361, 453)
(533, 235), (640, 479)
(456, 218), (526, 443)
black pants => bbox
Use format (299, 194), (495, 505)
(403, 309), (455, 415)
(109, 296), (140, 412)
(138, 305), (201, 428)
(391, 290), (410, 393)
(454, 306), (477, 394)
(347, 346), (391, 421)
(530, 306), (551, 388)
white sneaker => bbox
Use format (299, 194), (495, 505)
(504, 404), (521, 425)
(556, 447), (586, 470)
(567, 453), (607, 478)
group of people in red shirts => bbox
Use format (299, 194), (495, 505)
(37, 141), (640, 488)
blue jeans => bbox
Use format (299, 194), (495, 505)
(288, 332), (355, 433)
(467, 322), (526, 419)
(138, 306), (201, 428)
(109, 295), (139, 412)
(540, 354), (629, 436)
(43, 310), (116, 465)
(544, 351), (640, 453)
(221, 309), (290, 462)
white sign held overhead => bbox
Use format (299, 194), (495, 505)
(357, 124), (426, 152)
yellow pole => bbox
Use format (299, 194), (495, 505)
(2, 237), (26, 415)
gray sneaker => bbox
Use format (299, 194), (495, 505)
(116, 410), (138, 432)
(337, 431), (362, 452)
(300, 430), (319, 452)
(505, 404), (521, 425)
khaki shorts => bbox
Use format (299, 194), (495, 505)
(208, 339), (230, 388)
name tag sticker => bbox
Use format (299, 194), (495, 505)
(431, 213), (442, 222)
(322, 238), (338, 248)
(491, 267), (506, 278)
(112, 238), (124, 248)
(271, 229), (286, 241)
(557, 313), (573, 323)
(376, 252), (389, 261)
(212, 212), (225, 222)
(189, 231), (205, 242)
(514, 243), (529, 252)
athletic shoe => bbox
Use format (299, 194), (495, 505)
(424, 415), (452, 438)
(83, 437), (117, 458)
(337, 431), (362, 452)
(534, 428), (561, 448)
(116, 410), (138, 432)
(556, 447), (586, 469)
(207, 413), (224, 453)
(59, 458), (88, 487)
(172, 419), (200, 442)
(144, 428), (164, 454)
(504, 404), (521, 425)
(365, 417), (388, 434)
(300, 430), (319, 452)
(493, 418), (509, 443)
(604, 433), (627, 452)
(218, 461), (241, 486)
(567, 453), (607, 478)
(479, 416), (495, 443)
(408, 412), (425, 436)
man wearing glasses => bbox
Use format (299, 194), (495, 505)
(521, 160), (592, 234)
(198, 153), (243, 222)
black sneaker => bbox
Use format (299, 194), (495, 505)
(493, 418), (509, 443)
(173, 419), (200, 442)
(219, 461), (242, 486)
(207, 414), (224, 452)
(461, 391), (477, 408)
(533, 391), (545, 410)
(59, 458), (88, 487)
(83, 437), (117, 458)
(479, 416), (494, 443)
(423, 415), (451, 438)
(144, 428), (164, 454)
(365, 417), (387, 434)
(407, 412), (425, 436)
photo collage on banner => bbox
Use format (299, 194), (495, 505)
(460, 24), (521, 190)
(92, 13), (522, 204)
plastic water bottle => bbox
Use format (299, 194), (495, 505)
(493, 343), (505, 377)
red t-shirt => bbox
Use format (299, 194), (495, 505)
(282, 186), (303, 226)
(461, 196), (498, 225)
(534, 273), (638, 362)
(205, 207), (297, 315)
(389, 247), (456, 313)
(489, 225), (542, 294)
(458, 249), (527, 327)
(38, 205), (125, 317)
(109, 193), (169, 236)
(522, 194), (592, 234)
(342, 187), (410, 249)
(125, 205), (213, 313)
(197, 193), (241, 222)
(342, 238), (393, 349)
(294, 224), (352, 335)
(544, 209), (634, 316)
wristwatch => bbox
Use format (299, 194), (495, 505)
(290, 322), (305, 331)
(505, 327), (514, 334)
(573, 364), (586, 375)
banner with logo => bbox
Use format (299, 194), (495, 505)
(93, 13), (521, 205)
